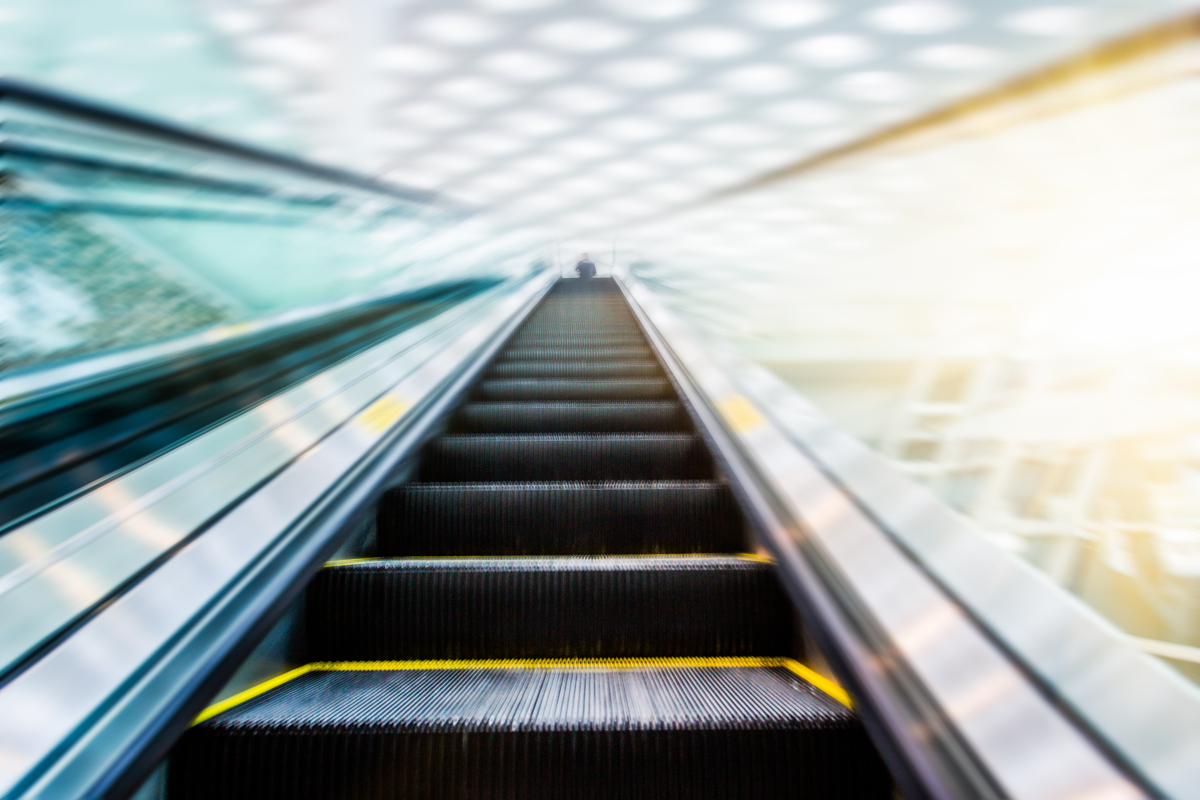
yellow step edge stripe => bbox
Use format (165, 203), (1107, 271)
(194, 664), (316, 724)
(193, 656), (850, 725)
(782, 661), (852, 708)
(324, 553), (774, 567)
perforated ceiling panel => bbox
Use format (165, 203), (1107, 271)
(204, 0), (1178, 234)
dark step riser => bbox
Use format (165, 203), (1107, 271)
(509, 338), (648, 350)
(419, 437), (713, 481)
(474, 380), (674, 402)
(308, 562), (790, 660)
(500, 347), (653, 361)
(172, 727), (885, 800)
(487, 362), (663, 379)
(378, 484), (740, 556)
(450, 403), (692, 433)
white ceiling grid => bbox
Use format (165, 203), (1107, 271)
(205, 0), (1179, 235)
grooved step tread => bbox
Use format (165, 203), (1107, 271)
(487, 361), (663, 379)
(451, 401), (691, 433)
(419, 433), (712, 481)
(309, 555), (790, 660)
(173, 666), (886, 800)
(499, 346), (653, 361)
(474, 378), (674, 401)
(378, 481), (740, 556)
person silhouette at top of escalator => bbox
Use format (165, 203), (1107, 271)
(575, 253), (596, 279)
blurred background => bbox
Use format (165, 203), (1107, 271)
(4, 0), (1200, 681)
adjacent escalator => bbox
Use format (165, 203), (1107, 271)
(0, 282), (487, 531)
(170, 277), (891, 799)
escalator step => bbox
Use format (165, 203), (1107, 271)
(474, 378), (674, 401)
(450, 401), (691, 433)
(487, 360), (663, 378)
(172, 665), (887, 800)
(515, 319), (638, 331)
(510, 334), (646, 348)
(378, 481), (740, 556)
(308, 556), (788, 660)
(419, 434), (712, 481)
(499, 346), (653, 361)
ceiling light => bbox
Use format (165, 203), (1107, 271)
(764, 98), (843, 125)
(655, 90), (731, 119)
(474, 0), (565, 12)
(556, 210), (620, 230)
(909, 43), (999, 70)
(542, 83), (624, 114)
(791, 34), (876, 67)
(432, 76), (516, 107)
(719, 63), (799, 95)
(698, 122), (779, 147)
(373, 43), (454, 75)
(495, 110), (574, 137)
(599, 57), (690, 88)
(1002, 6), (1090, 36)
(414, 11), (506, 46)
(596, 158), (663, 182)
(689, 164), (747, 187)
(805, 127), (856, 147)
(481, 49), (570, 81)
(662, 27), (756, 60)
(548, 175), (619, 200)
(416, 151), (488, 176)
(737, 147), (801, 170)
(599, 117), (671, 142)
(386, 165), (448, 190)
(242, 66), (294, 92)
(507, 154), (577, 177)
(639, 181), (698, 203)
(391, 101), (472, 130)
(644, 142), (714, 164)
(456, 171), (535, 195)
(212, 9), (261, 35)
(531, 18), (635, 52)
(834, 71), (915, 102)
(552, 137), (622, 161)
(455, 131), (529, 155)
(380, 130), (432, 152)
(245, 33), (331, 68)
(864, 1), (967, 33)
(742, 0), (832, 29)
(507, 192), (574, 213)
(605, 0), (701, 20)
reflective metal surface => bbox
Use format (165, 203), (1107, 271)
(0, 267), (554, 798)
(619, 273), (1154, 800)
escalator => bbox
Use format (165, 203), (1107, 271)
(3, 80), (1176, 800)
(0, 282), (490, 531)
(168, 277), (892, 799)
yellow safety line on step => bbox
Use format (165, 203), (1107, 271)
(192, 664), (315, 724)
(193, 657), (850, 724)
(325, 553), (774, 567)
(782, 661), (852, 708)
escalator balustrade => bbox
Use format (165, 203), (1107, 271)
(170, 278), (890, 799)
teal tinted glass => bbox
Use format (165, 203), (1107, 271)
(0, 87), (538, 373)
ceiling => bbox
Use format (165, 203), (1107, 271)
(199, 0), (1180, 233)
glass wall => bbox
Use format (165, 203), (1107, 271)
(627, 18), (1200, 682)
(0, 89), (540, 373)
